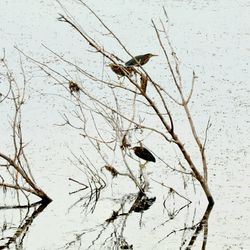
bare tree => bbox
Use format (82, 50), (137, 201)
(0, 202), (49, 249)
(16, 1), (214, 206)
(0, 52), (52, 205)
(53, 1), (213, 205)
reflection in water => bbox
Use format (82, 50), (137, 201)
(154, 203), (214, 250)
(0, 201), (51, 250)
(62, 150), (214, 249)
(68, 151), (107, 214)
(128, 191), (156, 213)
(64, 192), (156, 249)
(64, 185), (213, 249)
(185, 204), (213, 250)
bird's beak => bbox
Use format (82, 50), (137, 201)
(151, 54), (158, 57)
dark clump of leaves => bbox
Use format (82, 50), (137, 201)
(69, 81), (80, 94)
(104, 165), (119, 178)
(120, 134), (131, 150)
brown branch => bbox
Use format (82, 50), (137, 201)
(0, 183), (38, 196)
(151, 178), (191, 203)
(185, 71), (197, 105)
(0, 152), (51, 201)
(152, 17), (213, 204)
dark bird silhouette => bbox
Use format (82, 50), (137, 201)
(132, 146), (156, 163)
(108, 63), (134, 77)
(125, 53), (157, 67)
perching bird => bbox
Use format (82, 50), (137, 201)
(125, 53), (157, 67)
(132, 146), (156, 163)
(108, 63), (134, 77)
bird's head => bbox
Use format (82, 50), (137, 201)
(147, 53), (158, 58)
